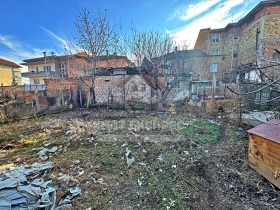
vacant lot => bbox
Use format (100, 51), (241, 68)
(1, 109), (280, 210)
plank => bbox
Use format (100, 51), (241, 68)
(248, 153), (280, 189)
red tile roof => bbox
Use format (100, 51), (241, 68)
(0, 58), (21, 68)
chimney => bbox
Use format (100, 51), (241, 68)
(106, 50), (109, 57)
(51, 52), (55, 56)
(43, 52), (46, 57)
(174, 46), (178, 52)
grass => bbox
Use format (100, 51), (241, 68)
(225, 129), (247, 144)
(56, 140), (188, 209)
(0, 129), (27, 141)
(182, 119), (221, 144)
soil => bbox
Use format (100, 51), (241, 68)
(0, 109), (280, 210)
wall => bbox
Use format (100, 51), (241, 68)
(45, 74), (153, 106)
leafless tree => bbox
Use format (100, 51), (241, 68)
(117, 27), (193, 107)
(74, 8), (116, 105)
(226, 29), (280, 123)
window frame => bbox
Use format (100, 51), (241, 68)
(212, 48), (219, 55)
(212, 34), (220, 43)
(210, 63), (218, 72)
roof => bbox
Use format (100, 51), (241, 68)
(22, 53), (130, 65)
(165, 49), (208, 59)
(154, 49), (208, 62)
(97, 55), (130, 62)
(95, 67), (139, 76)
(0, 58), (21, 68)
(247, 119), (280, 144)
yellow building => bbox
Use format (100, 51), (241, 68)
(0, 58), (22, 86)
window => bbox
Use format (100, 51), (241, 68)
(212, 34), (219, 42)
(129, 83), (138, 91)
(212, 48), (219, 55)
(34, 79), (40, 84)
(36, 67), (39, 73)
(43, 66), (52, 71)
(233, 53), (238, 58)
(210, 63), (218, 72)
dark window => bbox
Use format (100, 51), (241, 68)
(233, 53), (238, 58)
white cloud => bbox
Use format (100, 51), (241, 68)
(39, 26), (67, 49)
(167, 0), (250, 48)
(0, 34), (49, 71)
(180, 0), (221, 21)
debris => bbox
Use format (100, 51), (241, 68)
(144, 136), (150, 142)
(33, 146), (58, 161)
(183, 151), (189, 155)
(127, 156), (135, 167)
(125, 148), (131, 157)
(139, 162), (146, 166)
(207, 119), (220, 126)
(137, 179), (142, 187)
(74, 160), (81, 164)
(158, 154), (164, 162)
(0, 162), (81, 209)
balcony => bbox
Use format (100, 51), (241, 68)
(24, 84), (46, 91)
(21, 71), (57, 78)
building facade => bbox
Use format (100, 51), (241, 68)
(0, 58), (22, 86)
(21, 52), (131, 85)
(194, 0), (280, 83)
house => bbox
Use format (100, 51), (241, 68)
(21, 52), (131, 85)
(21, 52), (60, 85)
(153, 49), (213, 101)
(0, 58), (22, 86)
(194, 0), (280, 83)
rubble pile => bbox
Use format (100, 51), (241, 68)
(0, 162), (81, 209)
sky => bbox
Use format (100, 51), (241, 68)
(0, 0), (261, 68)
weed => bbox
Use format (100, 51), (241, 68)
(182, 120), (220, 144)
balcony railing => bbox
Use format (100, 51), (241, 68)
(21, 71), (57, 78)
(24, 84), (46, 91)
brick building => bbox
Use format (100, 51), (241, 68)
(194, 0), (280, 83)
(21, 52), (131, 85)
(45, 74), (152, 106)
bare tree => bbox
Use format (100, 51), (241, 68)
(74, 8), (116, 105)
(226, 29), (280, 124)
(117, 27), (194, 107)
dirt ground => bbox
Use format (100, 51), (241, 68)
(1, 109), (280, 210)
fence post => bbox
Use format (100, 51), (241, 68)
(35, 89), (39, 108)
(61, 89), (64, 106)
(79, 89), (82, 107)
(1, 83), (8, 117)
